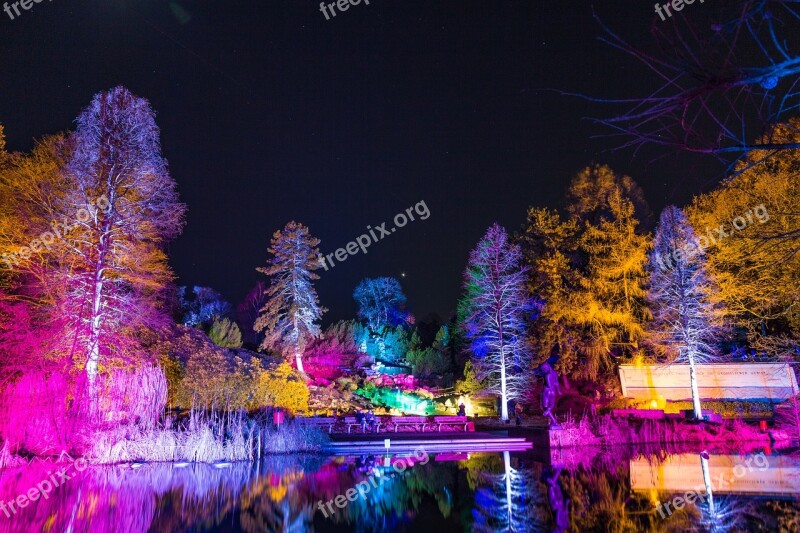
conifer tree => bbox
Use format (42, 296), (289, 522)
(462, 224), (532, 420)
(647, 206), (725, 419)
(255, 221), (325, 373)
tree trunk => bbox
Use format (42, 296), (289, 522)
(500, 350), (509, 420)
(295, 352), (304, 374)
(688, 352), (703, 420)
(86, 256), (106, 413)
(503, 451), (513, 527)
(700, 452), (716, 518)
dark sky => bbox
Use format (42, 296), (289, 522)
(0, 0), (721, 323)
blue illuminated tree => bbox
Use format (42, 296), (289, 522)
(353, 277), (408, 332)
(255, 221), (325, 373)
(647, 206), (725, 419)
(461, 224), (533, 420)
(178, 286), (232, 327)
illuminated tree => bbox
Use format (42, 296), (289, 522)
(353, 276), (410, 361)
(64, 86), (185, 402)
(647, 206), (725, 419)
(462, 224), (532, 420)
(353, 276), (408, 332)
(590, 1), (800, 168)
(255, 221), (325, 373)
(688, 119), (800, 353)
(520, 166), (650, 381)
(179, 286), (232, 327)
(572, 167), (651, 379)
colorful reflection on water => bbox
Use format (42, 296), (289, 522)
(0, 447), (798, 532)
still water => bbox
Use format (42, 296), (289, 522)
(0, 446), (797, 532)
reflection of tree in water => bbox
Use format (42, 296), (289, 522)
(314, 457), (458, 531)
(558, 464), (655, 533)
(467, 451), (548, 532)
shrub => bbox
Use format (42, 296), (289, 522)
(252, 363), (310, 414)
(208, 318), (243, 348)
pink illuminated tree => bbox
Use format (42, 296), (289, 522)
(255, 221), (325, 373)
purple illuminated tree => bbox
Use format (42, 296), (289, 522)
(255, 221), (325, 373)
(462, 224), (532, 420)
(647, 206), (725, 419)
(64, 86), (185, 404)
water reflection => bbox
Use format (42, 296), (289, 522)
(0, 448), (797, 532)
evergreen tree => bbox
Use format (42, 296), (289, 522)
(647, 206), (725, 419)
(520, 165), (650, 382)
(208, 317), (243, 348)
(462, 224), (532, 420)
(255, 221), (325, 373)
(574, 181), (651, 379)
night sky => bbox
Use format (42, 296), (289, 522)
(0, 0), (722, 323)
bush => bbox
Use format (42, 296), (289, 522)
(252, 363), (310, 414)
(208, 318), (243, 348)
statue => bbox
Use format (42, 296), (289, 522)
(547, 468), (570, 532)
(541, 362), (561, 427)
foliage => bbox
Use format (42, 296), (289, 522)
(255, 221), (325, 373)
(353, 276), (409, 332)
(179, 286), (233, 327)
(208, 317), (243, 348)
(462, 223), (533, 419)
(688, 120), (800, 350)
(236, 281), (267, 346)
(520, 165), (650, 382)
(406, 325), (453, 377)
(252, 363), (310, 414)
(454, 360), (484, 395)
(89, 411), (327, 463)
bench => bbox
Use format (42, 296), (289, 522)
(432, 416), (469, 432)
(343, 416), (385, 433)
(300, 417), (337, 434)
(390, 416), (430, 433)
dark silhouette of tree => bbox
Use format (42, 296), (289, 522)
(588, 1), (800, 169)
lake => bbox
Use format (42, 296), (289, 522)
(0, 445), (797, 532)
